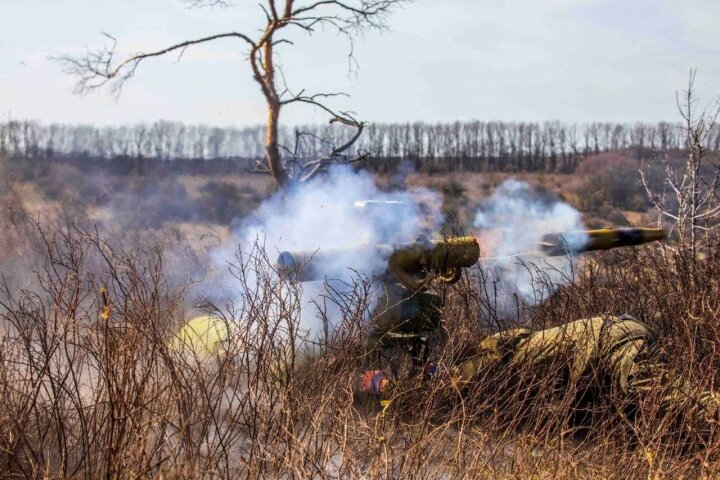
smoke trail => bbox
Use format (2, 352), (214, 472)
(473, 179), (587, 312)
(204, 166), (443, 340)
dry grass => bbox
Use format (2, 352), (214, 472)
(1, 218), (720, 479)
(2, 151), (719, 478)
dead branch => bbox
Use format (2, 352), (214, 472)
(55, 32), (255, 95)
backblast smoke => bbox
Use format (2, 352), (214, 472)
(473, 179), (588, 313)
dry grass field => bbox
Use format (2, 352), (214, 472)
(2, 152), (720, 478)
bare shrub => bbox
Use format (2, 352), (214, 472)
(641, 71), (720, 261)
(1, 222), (720, 478)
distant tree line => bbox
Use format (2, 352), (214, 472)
(2, 119), (718, 174)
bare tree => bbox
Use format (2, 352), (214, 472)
(640, 71), (720, 260)
(56, 0), (408, 188)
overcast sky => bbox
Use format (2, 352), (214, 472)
(1, 0), (718, 127)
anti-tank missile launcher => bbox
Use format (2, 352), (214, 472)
(278, 198), (668, 287)
(278, 228), (666, 288)
(277, 235), (480, 350)
(277, 235), (480, 290)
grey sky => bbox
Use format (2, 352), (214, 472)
(1, 0), (718, 126)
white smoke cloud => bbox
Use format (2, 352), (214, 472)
(473, 179), (587, 312)
(198, 173), (587, 342)
(204, 166), (444, 341)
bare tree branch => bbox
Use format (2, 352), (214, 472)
(55, 32), (255, 95)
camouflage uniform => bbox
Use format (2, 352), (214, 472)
(364, 282), (442, 350)
(365, 315), (720, 434)
(457, 315), (654, 392)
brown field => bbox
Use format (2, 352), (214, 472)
(2, 152), (720, 478)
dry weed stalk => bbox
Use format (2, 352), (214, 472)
(0, 224), (720, 478)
